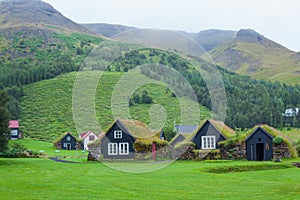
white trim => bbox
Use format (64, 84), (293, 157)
(114, 130), (122, 139)
(108, 143), (118, 155)
(201, 136), (216, 149)
(119, 143), (129, 155)
(11, 130), (18, 136)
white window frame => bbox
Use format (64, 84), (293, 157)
(11, 130), (18, 136)
(114, 130), (122, 139)
(108, 143), (118, 155)
(202, 136), (216, 150)
(119, 143), (129, 155)
(89, 135), (95, 141)
(66, 136), (71, 141)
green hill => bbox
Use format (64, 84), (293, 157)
(20, 71), (210, 141)
(0, 0), (104, 88)
(210, 29), (300, 85)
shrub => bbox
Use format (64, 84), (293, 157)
(296, 139), (300, 157)
(0, 143), (28, 158)
(273, 136), (283, 144)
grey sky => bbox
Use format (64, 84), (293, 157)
(43, 0), (300, 51)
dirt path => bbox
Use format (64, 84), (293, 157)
(49, 157), (80, 164)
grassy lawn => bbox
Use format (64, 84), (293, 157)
(3, 140), (300, 199)
(0, 158), (300, 199)
(9, 139), (88, 159)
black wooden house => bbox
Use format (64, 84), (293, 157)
(245, 127), (273, 161)
(101, 120), (137, 159)
(54, 132), (82, 150)
(191, 120), (227, 150)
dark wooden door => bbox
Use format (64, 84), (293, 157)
(256, 143), (264, 161)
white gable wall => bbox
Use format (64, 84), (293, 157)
(82, 133), (98, 150)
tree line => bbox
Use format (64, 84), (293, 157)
(109, 48), (300, 129)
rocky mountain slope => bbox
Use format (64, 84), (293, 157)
(210, 29), (300, 84)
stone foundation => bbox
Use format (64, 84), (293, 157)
(219, 142), (246, 160)
(273, 143), (291, 159)
(88, 141), (101, 161)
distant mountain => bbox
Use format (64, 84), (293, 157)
(82, 23), (235, 51)
(184, 29), (237, 51)
(0, 0), (92, 34)
(82, 23), (136, 37)
(210, 29), (300, 84)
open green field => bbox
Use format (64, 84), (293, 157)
(2, 139), (300, 199)
(0, 158), (300, 199)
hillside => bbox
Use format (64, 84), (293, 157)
(0, 0), (92, 34)
(82, 23), (300, 84)
(20, 71), (210, 141)
(210, 29), (300, 84)
(0, 0), (104, 88)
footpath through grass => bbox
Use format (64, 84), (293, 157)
(0, 158), (300, 199)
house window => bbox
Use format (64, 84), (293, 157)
(114, 131), (122, 139)
(89, 135), (95, 141)
(11, 130), (18, 136)
(66, 136), (71, 141)
(202, 136), (216, 149)
(108, 143), (118, 155)
(63, 143), (67, 148)
(119, 143), (129, 155)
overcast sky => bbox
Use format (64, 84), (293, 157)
(43, 0), (300, 51)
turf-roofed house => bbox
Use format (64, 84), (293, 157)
(244, 125), (297, 161)
(219, 125), (297, 161)
(245, 127), (273, 161)
(190, 120), (235, 150)
(54, 132), (83, 150)
(88, 119), (168, 160)
(171, 119), (235, 150)
(169, 119), (236, 160)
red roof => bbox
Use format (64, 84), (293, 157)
(79, 131), (95, 139)
(9, 120), (19, 128)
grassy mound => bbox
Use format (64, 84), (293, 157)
(203, 163), (294, 173)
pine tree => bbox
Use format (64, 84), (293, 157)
(0, 90), (10, 153)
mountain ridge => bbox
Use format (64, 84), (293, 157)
(0, 0), (93, 34)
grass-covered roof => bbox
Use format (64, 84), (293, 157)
(53, 132), (81, 143)
(242, 125), (297, 158)
(169, 119), (236, 145)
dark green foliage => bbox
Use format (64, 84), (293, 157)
(130, 90), (153, 106)
(296, 139), (300, 157)
(0, 90), (10, 153)
(110, 48), (300, 129)
(163, 125), (177, 141)
(141, 91), (153, 104)
(132, 93), (141, 104)
(0, 32), (103, 88)
(0, 142), (27, 158)
(6, 86), (24, 119)
(273, 136), (284, 144)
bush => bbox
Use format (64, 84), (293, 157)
(0, 143), (28, 158)
(296, 139), (300, 157)
(273, 136), (283, 144)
